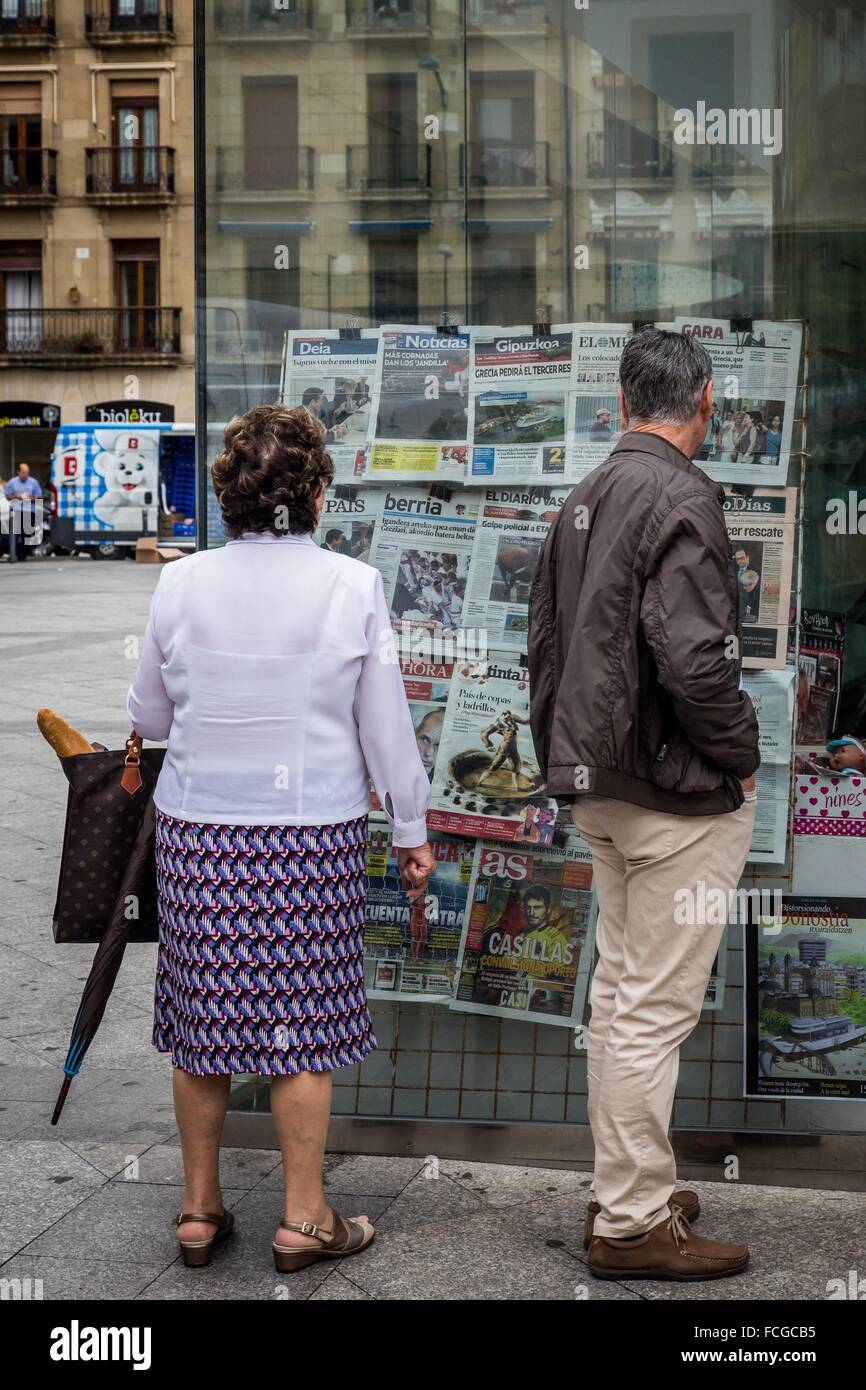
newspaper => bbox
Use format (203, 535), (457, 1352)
(467, 328), (573, 484)
(450, 836), (596, 1027)
(364, 827), (475, 1002)
(315, 484), (381, 562)
(365, 329), (470, 482)
(370, 653), (453, 805)
(569, 323), (631, 475)
(793, 610), (846, 750)
(463, 486), (570, 652)
(744, 896), (866, 1101)
(428, 652), (556, 841)
(724, 486), (797, 668)
(673, 317), (803, 484)
(743, 668), (795, 863)
(280, 331), (378, 481)
(367, 486), (479, 643)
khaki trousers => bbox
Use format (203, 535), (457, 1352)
(570, 793), (757, 1239)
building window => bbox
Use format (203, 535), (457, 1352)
(113, 238), (160, 349)
(606, 237), (659, 317)
(110, 81), (159, 189)
(242, 78), (299, 191)
(369, 237), (418, 322)
(0, 240), (41, 349)
(366, 74), (418, 188)
(470, 234), (536, 324)
(0, 81), (42, 193)
(468, 71), (536, 188)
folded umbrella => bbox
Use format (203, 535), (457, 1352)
(52, 799), (158, 1123)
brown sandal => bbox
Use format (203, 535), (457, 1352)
(272, 1210), (375, 1273)
(175, 1209), (235, 1268)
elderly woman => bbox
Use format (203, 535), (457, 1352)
(127, 404), (434, 1272)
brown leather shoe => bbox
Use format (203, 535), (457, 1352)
(583, 1189), (700, 1250)
(588, 1207), (748, 1281)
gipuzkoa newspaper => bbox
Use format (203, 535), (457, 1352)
(366, 329), (470, 482)
(724, 485), (797, 668)
(367, 486), (478, 641)
(745, 897), (866, 1101)
(428, 652), (556, 841)
(280, 331), (378, 481)
(450, 837), (595, 1027)
(569, 323), (632, 475)
(463, 486), (570, 652)
(364, 827), (474, 1002)
(467, 329), (573, 484)
(674, 317), (803, 485)
(742, 668), (795, 863)
(315, 485), (381, 563)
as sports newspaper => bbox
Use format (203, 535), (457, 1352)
(673, 317), (803, 485)
(451, 837), (596, 1027)
(364, 827), (475, 1002)
(468, 328), (573, 484)
(463, 486), (570, 652)
(366, 328), (470, 482)
(367, 486), (478, 640)
(428, 653), (556, 841)
(280, 331), (378, 481)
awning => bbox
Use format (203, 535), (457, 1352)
(216, 221), (315, 234)
(348, 220), (433, 234)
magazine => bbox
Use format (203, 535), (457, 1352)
(428, 652), (556, 841)
(673, 317), (803, 484)
(744, 896), (866, 1101)
(364, 827), (475, 1002)
(365, 329), (471, 482)
(467, 329), (573, 484)
(280, 331), (378, 481)
(462, 486), (570, 652)
(450, 836), (595, 1027)
(724, 486), (797, 668)
(367, 486), (479, 646)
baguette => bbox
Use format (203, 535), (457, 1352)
(36, 708), (94, 758)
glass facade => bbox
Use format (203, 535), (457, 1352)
(196, 2), (866, 1143)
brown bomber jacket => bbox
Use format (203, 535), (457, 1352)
(527, 430), (760, 816)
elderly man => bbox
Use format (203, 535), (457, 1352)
(4, 462), (43, 562)
(528, 327), (760, 1282)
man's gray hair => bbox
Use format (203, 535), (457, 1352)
(619, 328), (713, 425)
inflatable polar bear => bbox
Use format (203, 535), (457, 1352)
(92, 430), (159, 531)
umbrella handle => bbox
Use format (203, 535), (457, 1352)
(51, 1075), (73, 1125)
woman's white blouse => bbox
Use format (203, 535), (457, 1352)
(127, 532), (430, 847)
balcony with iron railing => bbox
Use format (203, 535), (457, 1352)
(0, 148), (57, 203)
(215, 145), (314, 193)
(84, 3), (174, 43)
(86, 146), (176, 201)
(467, 0), (547, 32)
(691, 146), (771, 180)
(0, 0), (55, 44)
(346, 144), (432, 194)
(213, 0), (313, 36)
(85, 146), (175, 201)
(345, 0), (431, 35)
(460, 141), (549, 192)
(0, 308), (182, 364)
(586, 123), (674, 181)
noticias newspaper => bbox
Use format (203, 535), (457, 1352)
(683, 1327), (817, 1364)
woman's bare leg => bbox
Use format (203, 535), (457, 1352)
(270, 1070), (366, 1249)
(172, 1069), (232, 1242)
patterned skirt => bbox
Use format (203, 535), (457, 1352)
(153, 810), (377, 1077)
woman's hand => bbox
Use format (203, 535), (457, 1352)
(397, 842), (436, 902)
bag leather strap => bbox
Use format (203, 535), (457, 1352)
(120, 730), (144, 795)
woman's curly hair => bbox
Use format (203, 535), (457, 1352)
(211, 403), (334, 538)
